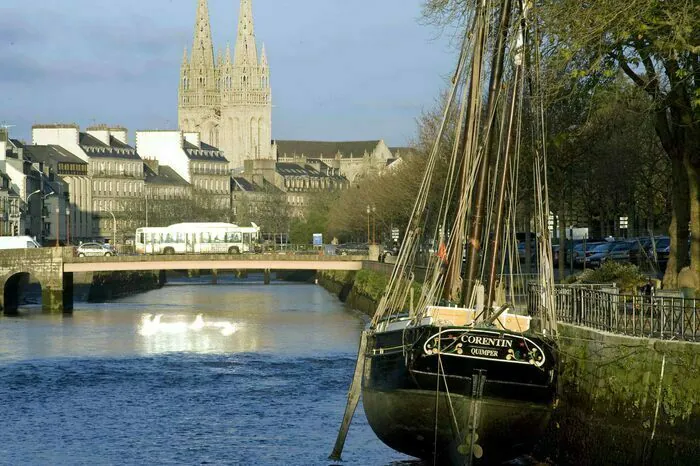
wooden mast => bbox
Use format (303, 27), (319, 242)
(462, 0), (514, 310)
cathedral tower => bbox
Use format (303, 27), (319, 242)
(179, 0), (220, 148)
(178, 0), (272, 170)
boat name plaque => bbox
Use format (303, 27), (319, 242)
(423, 329), (546, 367)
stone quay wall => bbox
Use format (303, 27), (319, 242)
(319, 264), (700, 464)
(74, 271), (163, 302)
(547, 323), (700, 464)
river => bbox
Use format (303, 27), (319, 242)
(0, 274), (418, 465)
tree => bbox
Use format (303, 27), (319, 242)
(288, 192), (339, 244)
(423, 0), (699, 289)
(539, 0), (700, 287)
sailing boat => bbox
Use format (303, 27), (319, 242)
(331, 1), (559, 464)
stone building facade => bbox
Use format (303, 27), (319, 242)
(233, 158), (349, 220)
(135, 130), (231, 210)
(273, 140), (396, 184)
(143, 159), (190, 201)
(79, 127), (145, 239)
(179, 0), (272, 170)
(19, 144), (91, 242)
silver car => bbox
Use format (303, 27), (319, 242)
(76, 242), (116, 257)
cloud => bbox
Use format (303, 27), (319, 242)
(0, 49), (147, 84)
(0, 16), (47, 46)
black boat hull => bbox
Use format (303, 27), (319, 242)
(363, 387), (552, 465)
(362, 326), (558, 464)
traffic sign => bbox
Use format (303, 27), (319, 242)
(391, 228), (399, 241)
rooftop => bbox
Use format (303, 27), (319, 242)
(144, 164), (190, 187)
(183, 140), (228, 162)
(275, 140), (382, 159)
(79, 132), (141, 160)
(22, 144), (87, 165)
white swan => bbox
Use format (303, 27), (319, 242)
(190, 313), (205, 331)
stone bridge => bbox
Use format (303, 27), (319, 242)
(0, 248), (365, 314)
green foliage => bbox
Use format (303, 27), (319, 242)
(289, 192), (339, 243)
(576, 261), (646, 292)
(352, 269), (390, 301)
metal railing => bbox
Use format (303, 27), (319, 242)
(528, 284), (700, 342)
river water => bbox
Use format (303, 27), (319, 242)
(0, 274), (418, 465)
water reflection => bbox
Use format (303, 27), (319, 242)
(138, 313), (239, 336)
(0, 281), (365, 361)
(136, 312), (251, 355)
(0, 279), (413, 465)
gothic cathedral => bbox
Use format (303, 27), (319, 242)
(178, 0), (272, 170)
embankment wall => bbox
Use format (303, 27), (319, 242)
(75, 271), (163, 302)
(546, 324), (700, 464)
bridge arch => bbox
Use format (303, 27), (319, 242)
(1, 270), (44, 315)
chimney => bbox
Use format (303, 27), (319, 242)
(143, 158), (159, 173)
(183, 132), (201, 148)
(109, 127), (128, 144)
(86, 124), (111, 145)
(0, 139), (6, 173)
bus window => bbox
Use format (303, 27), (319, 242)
(139, 232), (144, 244)
(201, 232), (211, 243)
(165, 233), (174, 243)
(213, 231), (224, 243)
(243, 233), (251, 244)
(176, 232), (184, 244)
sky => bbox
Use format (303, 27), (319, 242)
(0, 0), (459, 147)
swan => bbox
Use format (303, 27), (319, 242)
(190, 314), (205, 331)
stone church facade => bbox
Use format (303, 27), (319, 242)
(178, 0), (272, 171)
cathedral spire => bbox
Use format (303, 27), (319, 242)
(261, 43), (268, 67)
(225, 42), (232, 64)
(234, 0), (259, 66)
(191, 0), (215, 68)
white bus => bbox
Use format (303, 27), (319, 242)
(135, 222), (260, 255)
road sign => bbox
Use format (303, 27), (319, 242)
(312, 233), (323, 246)
(619, 216), (629, 229)
(391, 228), (399, 241)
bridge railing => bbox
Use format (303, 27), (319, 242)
(528, 284), (700, 342)
(111, 244), (348, 257)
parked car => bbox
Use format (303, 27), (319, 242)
(606, 241), (635, 263)
(0, 236), (41, 250)
(628, 237), (654, 265)
(568, 241), (604, 267)
(652, 237), (671, 263)
(517, 239), (542, 263)
(585, 242), (617, 268)
(76, 242), (116, 257)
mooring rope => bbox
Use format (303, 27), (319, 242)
(651, 353), (666, 441)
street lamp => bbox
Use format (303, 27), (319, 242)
(26, 189), (41, 203)
(366, 205), (371, 245)
(372, 205), (376, 245)
(103, 208), (116, 247)
(26, 189), (54, 242)
(65, 207), (71, 245)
